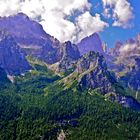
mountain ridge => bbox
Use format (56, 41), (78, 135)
(0, 30), (31, 75)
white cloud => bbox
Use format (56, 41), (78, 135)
(102, 0), (134, 28)
(120, 43), (136, 53)
(0, 0), (21, 16)
(20, 0), (44, 19)
(0, 0), (108, 43)
(102, 8), (111, 18)
(119, 43), (140, 56)
(75, 12), (109, 42)
(40, 13), (76, 43)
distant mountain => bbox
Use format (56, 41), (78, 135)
(0, 13), (106, 65)
(0, 30), (31, 75)
(120, 58), (140, 90)
(109, 33), (140, 58)
(0, 13), (140, 110)
(107, 34), (140, 91)
(77, 33), (104, 55)
(109, 41), (122, 56)
(0, 13), (62, 64)
(0, 13), (52, 47)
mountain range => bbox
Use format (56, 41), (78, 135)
(1, 12), (140, 110)
(1, 13), (140, 140)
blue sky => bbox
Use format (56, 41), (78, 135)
(89, 0), (140, 47)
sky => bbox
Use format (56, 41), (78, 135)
(0, 0), (139, 48)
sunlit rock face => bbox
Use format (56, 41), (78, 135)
(77, 33), (104, 56)
(54, 41), (80, 73)
(0, 13), (62, 64)
(77, 51), (117, 94)
(0, 13), (51, 46)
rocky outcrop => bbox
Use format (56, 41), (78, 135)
(77, 51), (117, 94)
(0, 13), (62, 64)
(106, 92), (140, 111)
(0, 13), (51, 46)
(109, 41), (122, 56)
(77, 33), (103, 55)
(56, 41), (80, 73)
(57, 130), (66, 140)
(62, 41), (80, 60)
(0, 30), (31, 75)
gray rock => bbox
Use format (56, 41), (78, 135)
(77, 51), (117, 94)
(77, 33), (104, 55)
(0, 30), (31, 75)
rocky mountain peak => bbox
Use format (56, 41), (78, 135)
(77, 51), (107, 73)
(55, 41), (80, 73)
(62, 41), (80, 60)
(13, 12), (30, 20)
(0, 13), (52, 46)
(77, 51), (117, 94)
(108, 41), (123, 57)
(77, 33), (103, 55)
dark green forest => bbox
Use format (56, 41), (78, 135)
(1, 64), (140, 140)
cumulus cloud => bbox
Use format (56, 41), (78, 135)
(0, 0), (108, 43)
(0, 0), (21, 16)
(75, 12), (109, 42)
(20, 0), (44, 19)
(102, 0), (134, 28)
(120, 43), (137, 53)
(119, 43), (140, 57)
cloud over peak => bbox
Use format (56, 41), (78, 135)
(75, 12), (108, 42)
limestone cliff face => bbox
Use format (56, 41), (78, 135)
(0, 14), (103, 65)
(77, 33), (104, 55)
(77, 51), (117, 94)
(0, 30), (31, 75)
(76, 52), (140, 110)
(0, 13), (50, 47)
(0, 13), (62, 64)
(56, 41), (80, 73)
(62, 41), (80, 60)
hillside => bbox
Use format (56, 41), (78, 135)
(1, 51), (140, 140)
